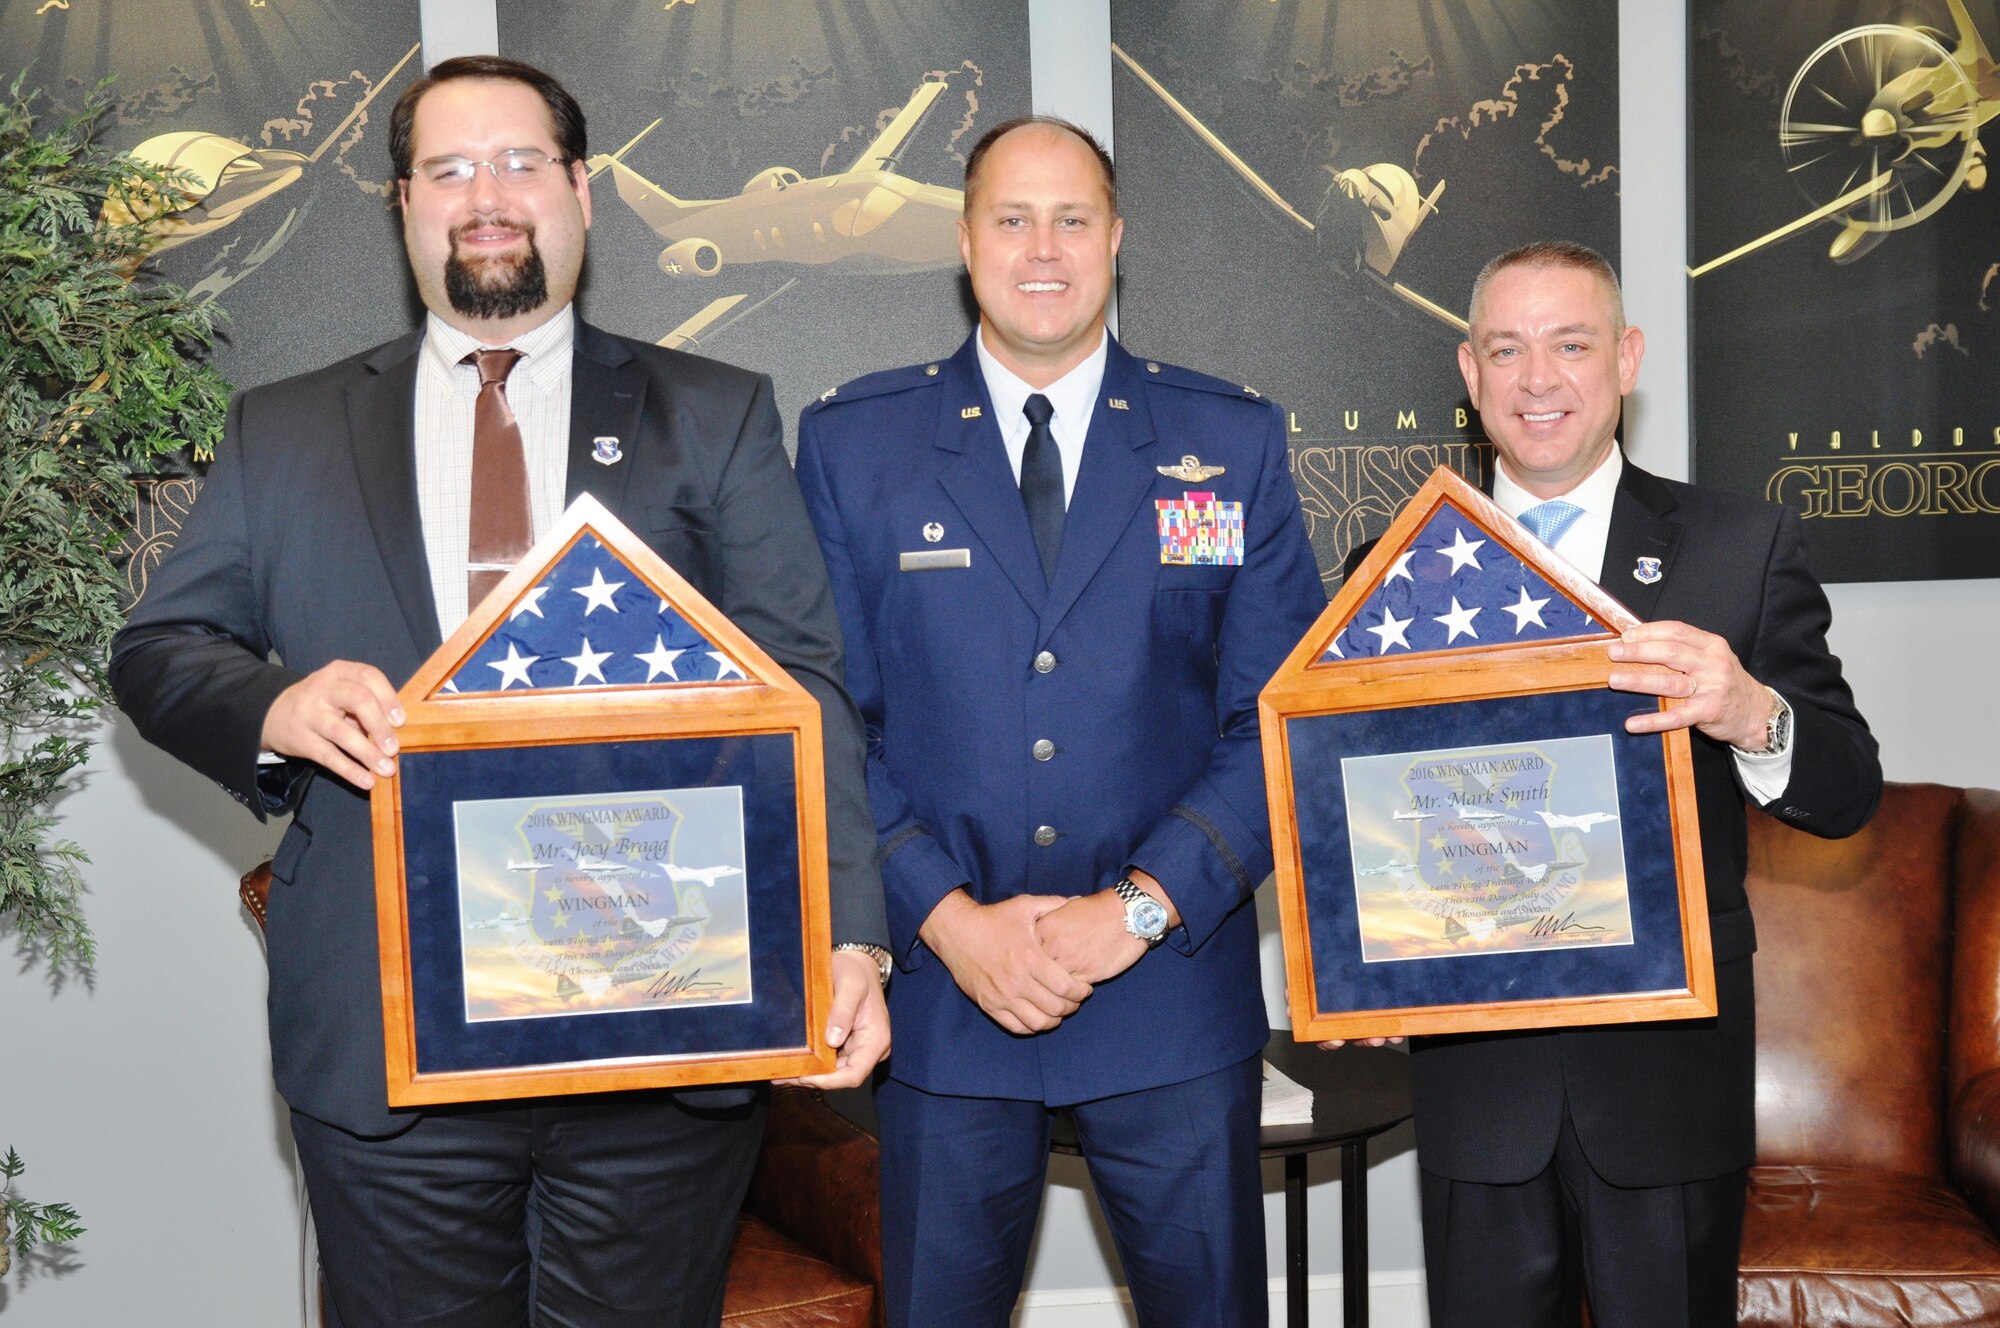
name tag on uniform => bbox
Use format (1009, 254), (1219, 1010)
(899, 548), (972, 572)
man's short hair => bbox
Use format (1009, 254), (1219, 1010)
(1468, 240), (1625, 333)
(389, 55), (588, 180)
(964, 115), (1117, 212)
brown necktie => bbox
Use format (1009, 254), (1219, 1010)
(465, 348), (532, 613)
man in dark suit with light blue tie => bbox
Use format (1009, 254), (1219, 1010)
(795, 117), (1328, 1327)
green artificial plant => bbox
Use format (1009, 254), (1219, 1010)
(1, 73), (232, 1271)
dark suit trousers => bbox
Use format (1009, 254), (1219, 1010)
(1419, 1107), (1747, 1328)
(291, 1090), (766, 1328)
(877, 1055), (1266, 1328)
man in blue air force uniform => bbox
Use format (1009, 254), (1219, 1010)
(795, 117), (1327, 1327)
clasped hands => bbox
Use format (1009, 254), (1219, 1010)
(919, 871), (1174, 1036)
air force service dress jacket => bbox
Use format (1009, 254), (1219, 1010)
(795, 334), (1327, 1105)
(110, 319), (887, 1138)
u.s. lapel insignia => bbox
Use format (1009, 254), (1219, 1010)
(1107, 397), (1130, 411)
(591, 436), (623, 466)
(961, 405), (983, 420)
(1157, 454), (1226, 482)
(922, 521), (945, 543)
(1633, 556), (1663, 585)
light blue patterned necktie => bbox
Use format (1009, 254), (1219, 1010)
(1519, 498), (1586, 548)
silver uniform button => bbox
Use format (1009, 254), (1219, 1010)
(1032, 739), (1055, 761)
(1033, 825), (1058, 847)
(1033, 650), (1057, 674)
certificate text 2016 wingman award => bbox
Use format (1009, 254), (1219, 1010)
(372, 495), (833, 1104)
(1260, 468), (1713, 1041)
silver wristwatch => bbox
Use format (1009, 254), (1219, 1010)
(833, 941), (893, 988)
(1113, 876), (1170, 947)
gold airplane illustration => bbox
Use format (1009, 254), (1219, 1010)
(587, 75), (964, 283)
(1691, 0), (1998, 276)
(1111, 43), (1464, 333)
(101, 42), (422, 259)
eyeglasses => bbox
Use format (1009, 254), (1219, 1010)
(408, 149), (569, 189)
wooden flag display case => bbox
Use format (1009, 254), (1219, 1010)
(1259, 467), (1714, 1042)
(371, 495), (832, 1105)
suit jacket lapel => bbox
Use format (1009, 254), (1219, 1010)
(346, 334), (443, 657)
(1601, 459), (1682, 620)
(1039, 341), (1157, 642)
(564, 321), (646, 518)
(932, 339), (1048, 612)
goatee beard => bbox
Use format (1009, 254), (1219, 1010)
(444, 221), (549, 320)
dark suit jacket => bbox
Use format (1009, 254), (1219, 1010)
(1406, 458), (1881, 1188)
(794, 335), (1327, 1105)
(111, 317), (886, 1138)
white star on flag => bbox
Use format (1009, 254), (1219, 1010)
(708, 652), (746, 680)
(1438, 529), (1487, 574)
(573, 568), (625, 615)
(1366, 607), (1414, 653)
(1434, 597), (1481, 643)
(637, 636), (685, 681)
(1385, 550), (1416, 583)
(488, 643), (539, 689)
(563, 638), (613, 685)
(510, 585), (550, 620)
(1503, 586), (1552, 632)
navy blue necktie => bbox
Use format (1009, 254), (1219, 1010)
(1020, 393), (1064, 581)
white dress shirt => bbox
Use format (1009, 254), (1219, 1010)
(414, 306), (575, 638)
(974, 327), (1109, 507)
(1492, 447), (1793, 801)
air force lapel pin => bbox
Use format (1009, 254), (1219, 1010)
(591, 436), (623, 466)
(1633, 556), (1663, 585)
(922, 521), (945, 543)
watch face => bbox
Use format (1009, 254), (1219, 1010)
(1129, 898), (1170, 939)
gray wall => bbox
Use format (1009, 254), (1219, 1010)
(0, 3), (1990, 1323)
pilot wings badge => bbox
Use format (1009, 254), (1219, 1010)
(1157, 454), (1225, 482)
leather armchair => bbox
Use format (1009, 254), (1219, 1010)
(1739, 782), (2000, 1326)
(237, 865), (884, 1327)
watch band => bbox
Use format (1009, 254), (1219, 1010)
(832, 941), (893, 988)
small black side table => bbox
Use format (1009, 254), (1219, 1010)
(829, 1031), (1412, 1328)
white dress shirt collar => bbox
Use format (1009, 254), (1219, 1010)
(974, 327), (1110, 504)
(420, 304), (576, 391)
(1491, 446), (1623, 583)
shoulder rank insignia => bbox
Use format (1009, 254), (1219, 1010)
(1158, 454), (1226, 482)
(819, 387), (838, 402)
(1242, 385), (1261, 398)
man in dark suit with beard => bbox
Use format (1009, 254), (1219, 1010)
(111, 55), (890, 1328)
(1372, 241), (1881, 1328)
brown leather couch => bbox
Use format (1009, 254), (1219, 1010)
(724, 1085), (883, 1327)
(239, 865), (884, 1327)
(1739, 782), (2000, 1326)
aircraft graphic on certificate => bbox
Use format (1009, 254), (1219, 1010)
(1342, 735), (1631, 963)
(453, 785), (752, 1021)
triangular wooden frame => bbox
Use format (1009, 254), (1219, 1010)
(1259, 467), (1714, 1040)
(371, 495), (832, 1104)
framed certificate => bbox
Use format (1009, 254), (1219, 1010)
(371, 496), (832, 1104)
(1259, 467), (1714, 1041)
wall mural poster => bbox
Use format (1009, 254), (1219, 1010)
(3, 0), (423, 390)
(1689, 0), (2000, 583)
(497, 0), (1031, 448)
(2, 0), (424, 606)
(1108, 1), (1620, 590)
